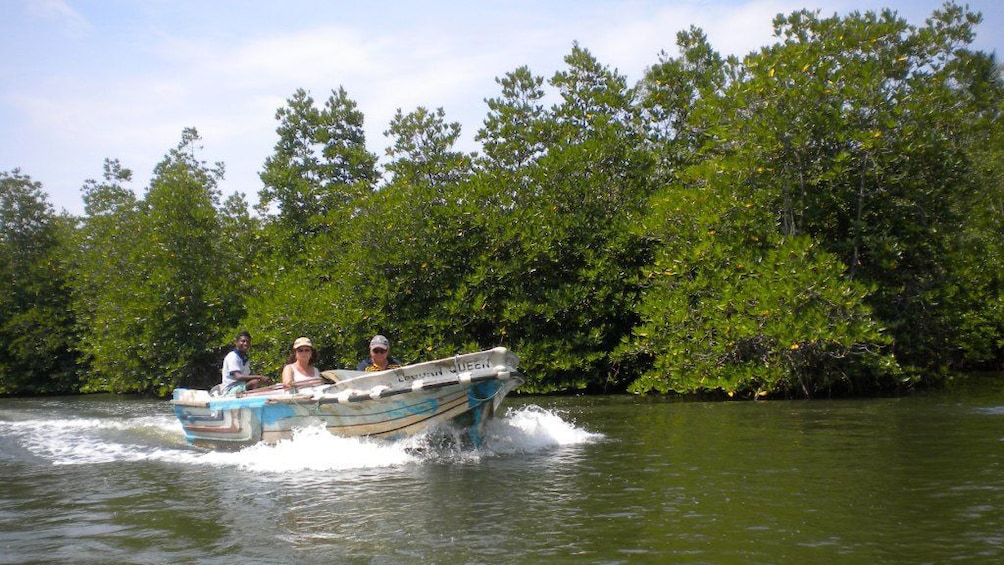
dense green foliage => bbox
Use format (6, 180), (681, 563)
(0, 170), (79, 394)
(68, 130), (247, 395)
(1, 3), (1001, 397)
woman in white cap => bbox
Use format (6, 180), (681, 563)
(281, 336), (321, 390)
(356, 334), (402, 371)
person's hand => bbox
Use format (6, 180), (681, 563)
(249, 376), (271, 389)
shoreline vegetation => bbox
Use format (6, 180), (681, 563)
(2, 3), (1002, 399)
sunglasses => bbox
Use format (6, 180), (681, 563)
(371, 348), (387, 354)
(296, 347), (312, 353)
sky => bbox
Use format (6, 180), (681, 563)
(3, 0), (1002, 216)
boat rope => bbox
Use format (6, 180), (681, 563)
(312, 369), (520, 405)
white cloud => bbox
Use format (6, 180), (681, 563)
(24, 0), (91, 37)
(2, 0), (1001, 215)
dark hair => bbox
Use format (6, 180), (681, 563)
(236, 330), (252, 341)
(286, 347), (320, 365)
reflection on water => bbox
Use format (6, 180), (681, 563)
(1, 386), (1002, 563)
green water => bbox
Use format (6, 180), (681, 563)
(0, 385), (1001, 564)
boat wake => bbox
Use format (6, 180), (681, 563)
(1, 403), (600, 473)
(201, 404), (603, 473)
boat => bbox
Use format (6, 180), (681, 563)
(171, 347), (522, 450)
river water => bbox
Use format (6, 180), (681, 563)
(1, 384), (1001, 564)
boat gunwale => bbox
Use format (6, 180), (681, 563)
(172, 348), (520, 408)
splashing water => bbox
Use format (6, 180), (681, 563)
(484, 404), (603, 454)
(1, 401), (601, 473)
(204, 426), (419, 473)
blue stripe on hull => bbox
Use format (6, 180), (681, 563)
(172, 348), (522, 449)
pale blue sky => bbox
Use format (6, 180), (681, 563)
(2, 0), (1001, 215)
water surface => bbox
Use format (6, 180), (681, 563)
(1, 386), (1001, 564)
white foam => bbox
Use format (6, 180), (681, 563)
(200, 425), (417, 473)
(1, 414), (194, 465)
(2, 402), (600, 470)
(483, 404), (603, 454)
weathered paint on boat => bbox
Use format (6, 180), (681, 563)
(171, 347), (522, 449)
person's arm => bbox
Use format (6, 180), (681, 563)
(235, 371), (265, 383)
(233, 368), (270, 388)
(281, 365), (294, 389)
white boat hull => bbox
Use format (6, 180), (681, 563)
(172, 348), (522, 449)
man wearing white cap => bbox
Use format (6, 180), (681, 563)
(356, 334), (402, 371)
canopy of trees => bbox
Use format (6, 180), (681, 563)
(1, 3), (1001, 398)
